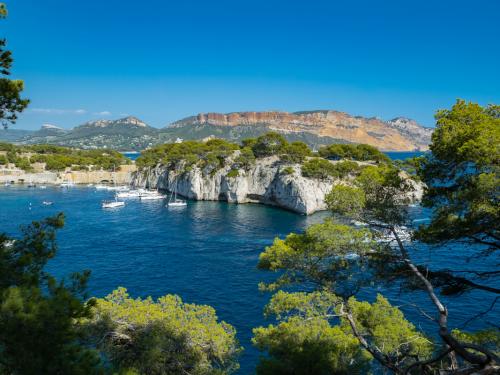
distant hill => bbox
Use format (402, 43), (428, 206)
(4, 110), (433, 151)
(158, 123), (350, 150)
(16, 117), (160, 151)
(0, 128), (34, 142)
(167, 111), (433, 151)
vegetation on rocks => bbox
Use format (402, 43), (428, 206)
(319, 143), (390, 163)
(301, 159), (361, 180)
(0, 142), (129, 171)
(136, 132), (312, 173)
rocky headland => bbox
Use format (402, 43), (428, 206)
(132, 154), (423, 215)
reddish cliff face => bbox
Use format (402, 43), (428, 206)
(172, 110), (432, 151)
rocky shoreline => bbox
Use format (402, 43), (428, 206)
(0, 165), (135, 185)
(132, 156), (423, 215)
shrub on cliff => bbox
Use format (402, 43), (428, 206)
(251, 132), (288, 158)
(281, 166), (295, 175)
(301, 158), (338, 179)
(234, 147), (255, 170)
(319, 143), (390, 163)
(14, 156), (32, 171)
(137, 139), (239, 172)
(333, 160), (361, 178)
(280, 141), (311, 163)
(227, 169), (240, 178)
(2, 144), (128, 171)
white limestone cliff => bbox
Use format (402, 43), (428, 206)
(132, 156), (423, 215)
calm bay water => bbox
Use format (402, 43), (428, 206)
(0, 186), (496, 373)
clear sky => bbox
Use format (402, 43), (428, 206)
(3, 0), (500, 130)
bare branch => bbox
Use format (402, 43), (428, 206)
(459, 297), (499, 329)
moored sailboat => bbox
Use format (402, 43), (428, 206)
(166, 177), (186, 207)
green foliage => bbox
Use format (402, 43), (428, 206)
(0, 9), (29, 128)
(0, 214), (103, 374)
(233, 146), (255, 170)
(451, 328), (500, 356)
(251, 132), (288, 158)
(253, 290), (431, 375)
(0, 141), (14, 151)
(301, 159), (361, 180)
(334, 160), (361, 177)
(0, 143), (129, 171)
(415, 100), (499, 251)
(326, 164), (414, 225)
(355, 165), (414, 224)
(393, 156), (424, 181)
(0, 154), (7, 164)
(253, 319), (368, 374)
(137, 139), (239, 172)
(280, 141), (311, 163)
(14, 156), (32, 171)
(86, 287), (241, 375)
(241, 137), (257, 149)
(344, 295), (432, 361)
(280, 166), (294, 175)
(325, 185), (366, 217)
(257, 219), (374, 293)
(253, 290), (369, 375)
(301, 158), (338, 179)
(319, 143), (390, 163)
(227, 169), (239, 178)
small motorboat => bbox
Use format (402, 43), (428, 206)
(106, 185), (129, 191)
(42, 201), (53, 206)
(102, 200), (125, 209)
(95, 184), (108, 190)
(167, 200), (187, 207)
(140, 193), (166, 201)
(39, 185), (47, 189)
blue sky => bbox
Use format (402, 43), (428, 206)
(3, 0), (500, 130)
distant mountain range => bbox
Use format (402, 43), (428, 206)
(0, 111), (433, 151)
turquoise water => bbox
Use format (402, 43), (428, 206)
(385, 151), (426, 160)
(0, 186), (497, 373)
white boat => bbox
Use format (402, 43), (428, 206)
(117, 189), (145, 198)
(42, 201), (53, 206)
(106, 185), (129, 191)
(4, 182), (11, 187)
(95, 184), (108, 190)
(60, 181), (75, 188)
(102, 167), (126, 208)
(87, 183), (94, 187)
(167, 200), (187, 207)
(166, 178), (186, 207)
(39, 185), (47, 189)
(102, 200), (125, 209)
(140, 193), (166, 201)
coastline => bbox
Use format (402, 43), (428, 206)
(0, 165), (136, 185)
